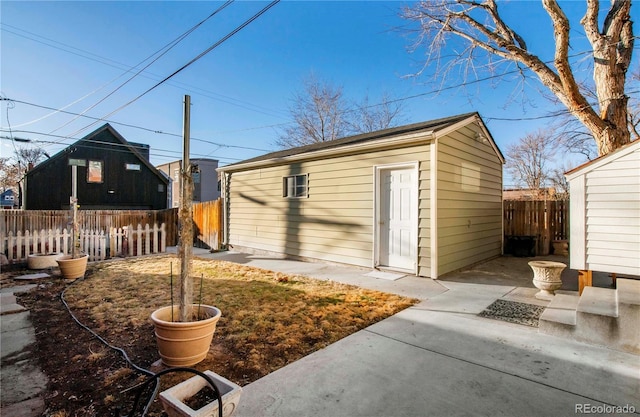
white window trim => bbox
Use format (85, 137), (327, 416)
(283, 173), (308, 198)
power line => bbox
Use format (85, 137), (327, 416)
(64, 0), (281, 140)
(0, 134), (244, 164)
(1, 124), (270, 154)
(4, 29), (636, 152)
(1, 22), (290, 121)
(6, 97), (291, 139)
(46, 1), (235, 136)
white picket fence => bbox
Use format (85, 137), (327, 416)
(1, 223), (166, 264)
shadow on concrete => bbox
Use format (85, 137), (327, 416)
(439, 255), (616, 291)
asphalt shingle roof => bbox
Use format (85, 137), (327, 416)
(221, 112), (479, 170)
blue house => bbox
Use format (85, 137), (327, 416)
(1, 189), (17, 209)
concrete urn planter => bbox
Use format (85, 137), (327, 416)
(28, 253), (60, 269)
(151, 305), (222, 367)
(56, 254), (88, 279)
(528, 260), (566, 300)
(159, 370), (242, 417)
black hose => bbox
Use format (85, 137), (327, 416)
(59, 273), (225, 417)
(123, 367), (224, 417)
(60, 276), (159, 415)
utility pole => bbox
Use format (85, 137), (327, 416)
(179, 95), (194, 322)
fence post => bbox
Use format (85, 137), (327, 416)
(153, 224), (159, 254)
(136, 224), (142, 256)
(160, 223), (166, 253)
(9, 232), (16, 262)
(54, 229), (60, 254)
(127, 225), (134, 257)
(99, 230), (106, 261)
(144, 224), (151, 255)
(62, 229), (70, 255)
(0, 231), (4, 261)
(17, 231), (25, 260)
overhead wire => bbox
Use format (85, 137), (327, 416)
(3, 20), (636, 162)
(0, 22), (289, 120)
(0, 133), (245, 165)
(8, 33), (636, 146)
(6, 98), (290, 140)
(46, 0), (235, 136)
(64, 0), (281, 140)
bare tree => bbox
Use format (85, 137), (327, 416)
(549, 164), (572, 200)
(506, 129), (558, 199)
(276, 76), (350, 149)
(402, 0), (635, 156)
(15, 147), (48, 170)
(277, 76), (406, 148)
(0, 157), (21, 192)
(628, 65), (640, 140)
(349, 92), (406, 134)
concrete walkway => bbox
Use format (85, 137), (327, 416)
(0, 283), (48, 417)
(2, 250), (638, 417)
(192, 250), (640, 417)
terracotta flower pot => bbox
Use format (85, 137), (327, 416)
(56, 254), (88, 279)
(151, 305), (222, 367)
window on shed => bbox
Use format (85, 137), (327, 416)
(126, 163), (141, 171)
(283, 174), (308, 198)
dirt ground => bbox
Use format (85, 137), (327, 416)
(9, 274), (168, 416)
(2, 256), (417, 417)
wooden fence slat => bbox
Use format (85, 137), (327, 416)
(1, 208), (180, 245)
(2, 223), (168, 263)
(503, 199), (569, 256)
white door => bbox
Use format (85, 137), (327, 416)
(378, 167), (417, 271)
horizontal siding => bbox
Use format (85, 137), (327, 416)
(418, 158), (431, 277)
(436, 125), (503, 276)
(228, 143), (430, 269)
(438, 235), (502, 269)
(584, 147), (640, 275)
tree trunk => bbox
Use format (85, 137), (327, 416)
(179, 95), (193, 323)
(178, 179), (193, 322)
(581, 0), (633, 155)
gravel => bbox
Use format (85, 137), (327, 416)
(478, 299), (546, 327)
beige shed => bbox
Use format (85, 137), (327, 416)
(218, 112), (505, 278)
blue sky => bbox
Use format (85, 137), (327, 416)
(1, 1), (635, 187)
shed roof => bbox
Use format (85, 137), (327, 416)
(565, 139), (640, 180)
(220, 112), (501, 172)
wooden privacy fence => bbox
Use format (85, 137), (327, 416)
(192, 199), (222, 250)
(1, 209), (178, 246)
(1, 198), (223, 254)
(503, 200), (569, 256)
(1, 223), (166, 264)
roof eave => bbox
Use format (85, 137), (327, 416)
(565, 139), (640, 180)
(219, 129), (436, 173)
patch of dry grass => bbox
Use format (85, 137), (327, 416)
(64, 254), (418, 387)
